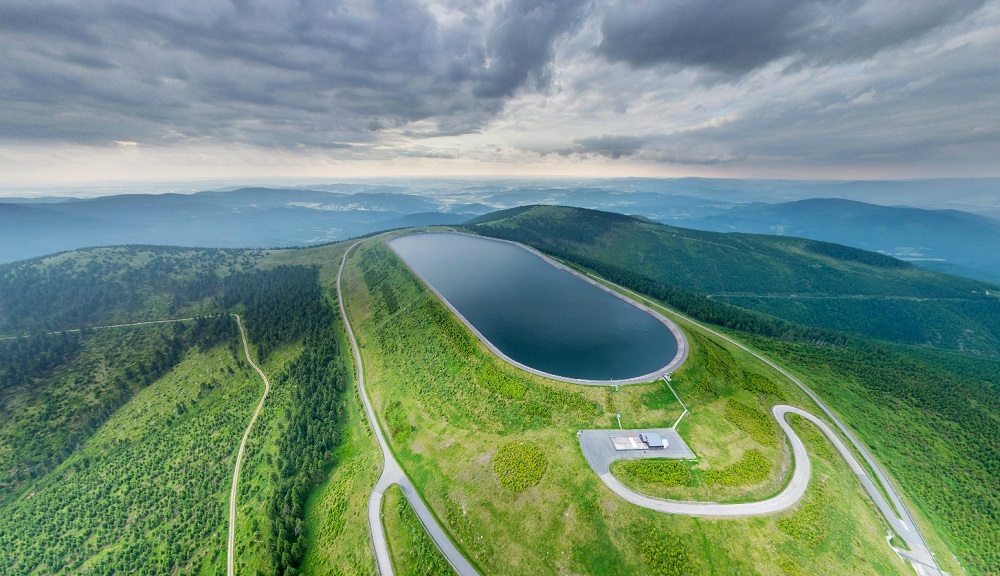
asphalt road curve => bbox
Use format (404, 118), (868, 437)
(585, 408), (940, 574)
(338, 242), (479, 576)
(583, 275), (943, 576)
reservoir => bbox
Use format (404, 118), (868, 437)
(388, 233), (684, 384)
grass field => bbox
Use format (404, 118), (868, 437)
(338, 235), (911, 575)
(300, 369), (382, 576)
(382, 484), (454, 576)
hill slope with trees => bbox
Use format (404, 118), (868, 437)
(466, 205), (1000, 355)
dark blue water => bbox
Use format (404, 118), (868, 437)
(389, 233), (678, 381)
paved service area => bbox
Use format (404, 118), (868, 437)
(579, 428), (695, 475)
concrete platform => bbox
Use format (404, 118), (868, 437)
(579, 428), (695, 475)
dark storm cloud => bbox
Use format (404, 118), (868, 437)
(1, 0), (998, 178)
(475, 0), (589, 98)
(598, 0), (988, 75)
(0, 0), (584, 148)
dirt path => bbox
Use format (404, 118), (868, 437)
(228, 314), (272, 576)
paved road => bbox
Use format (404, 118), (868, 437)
(587, 406), (867, 516)
(337, 242), (479, 576)
(587, 276), (942, 576)
(228, 314), (272, 576)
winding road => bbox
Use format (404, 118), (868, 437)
(583, 275), (943, 576)
(228, 314), (272, 576)
(591, 406), (883, 516)
(337, 243), (479, 576)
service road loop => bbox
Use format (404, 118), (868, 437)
(574, 269), (942, 576)
(337, 242), (480, 576)
(589, 406), (851, 516)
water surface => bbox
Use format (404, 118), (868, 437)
(388, 233), (679, 382)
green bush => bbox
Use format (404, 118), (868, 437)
(777, 483), (828, 547)
(633, 527), (693, 576)
(493, 441), (548, 492)
(618, 460), (690, 487)
(703, 449), (770, 487)
(741, 372), (786, 400)
(723, 399), (776, 446)
(385, 400), (413, 444)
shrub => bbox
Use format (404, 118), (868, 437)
(493, 441), (547, 492)
(724, 399), (777, 446)
(703, 449), (770, 487)
(618, 460), (690, 487)
(633, 527), (693, 576)
(777, 483), (829, 547)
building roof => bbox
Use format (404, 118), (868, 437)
(641, 432), (664, 447)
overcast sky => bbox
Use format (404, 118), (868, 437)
(2, 0), (999, 187)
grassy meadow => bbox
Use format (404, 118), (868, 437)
(338, 234), (911, 576)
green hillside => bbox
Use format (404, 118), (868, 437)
(338, 235), (911, 575)
(1, 209), (996, 575)
(466, 206), (999, 574)
(0, 245), (360, 575)
(466, 205), (1000, 355)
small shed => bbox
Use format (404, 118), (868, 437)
(640, 432), (665, 449)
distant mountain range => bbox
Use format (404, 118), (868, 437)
(676, 198), (1000, 283)
(0, 188), (476, 263)
(3, 180), (999, 282)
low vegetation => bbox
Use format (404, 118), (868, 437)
(723, 399), (777, 446)
(702, 449), (770, 487)
(383, 484), (453, 576)
(493, 441), (548, 492)
(614, 460), (690, 487)
(778, 482), (830, 548)
(632, 526), (693, 576)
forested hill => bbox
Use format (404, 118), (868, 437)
(465, 205), (1000, 355)
(0, 243), (351, 574)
